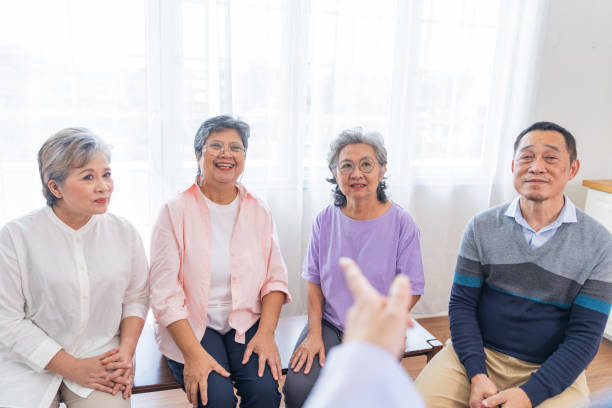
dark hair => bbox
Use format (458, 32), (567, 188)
(514, 121), (577, 163)
(194, 115), (250, 159)
(326, 127), (388, 207)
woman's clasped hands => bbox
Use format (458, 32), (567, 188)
(65, 347), (135, 399)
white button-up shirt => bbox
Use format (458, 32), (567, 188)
(505, 195), (577, 249)
(0, 207), (149, 408)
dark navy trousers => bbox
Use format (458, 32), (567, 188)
(166, 320), (281, 408)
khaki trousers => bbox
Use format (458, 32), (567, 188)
(414, 342), (589, 408)
(49, 382), (131, 408)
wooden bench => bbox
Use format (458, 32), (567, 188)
(133, 316), (442, 394)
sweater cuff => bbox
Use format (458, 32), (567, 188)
(463, 355), (488, 380)
(520, 376), (550, 407)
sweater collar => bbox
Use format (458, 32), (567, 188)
(505, 194), (577, 232)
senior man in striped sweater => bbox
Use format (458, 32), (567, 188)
(415, 122), (612, 408)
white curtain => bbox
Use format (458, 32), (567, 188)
(0, 0), (546, 316)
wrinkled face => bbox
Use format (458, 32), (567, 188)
(334, 143), (385, 204)
(198, 129), (246, 186)
(51, 153), (113, 215)
(512, 130), (579, 203)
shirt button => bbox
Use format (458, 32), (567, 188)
(79, 265), (85, 271)
(75, 237), (81, 244)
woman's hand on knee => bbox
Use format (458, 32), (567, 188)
(242, 330), (282, 381)
(289, 332), (326, 375)
(183, 348), (230, 407)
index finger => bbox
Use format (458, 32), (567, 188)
(242, 344), (254, 365)
(339, 257), (380, 303)
(92, 382), (115, 394)
(198, 378), (208, 407)
(98, 347), (120, 360)
(105, 368), (125, 381)
(267, 355), (280, 381)
(387, 274), (412, 313)
(482, 392), (505, 407)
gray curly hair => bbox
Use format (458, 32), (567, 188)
(326, 127), (389, 207)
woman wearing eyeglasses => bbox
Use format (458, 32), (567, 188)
(283, 128), (425, 408)
(149, 115), (291, 408)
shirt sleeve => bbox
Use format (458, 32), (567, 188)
(303, 342), (425, 408)
(0, 226), (62, 372)
(149, 205), (189, 328)
(520, 241), (612, 406)
(448, 217), (488, 379)
(260, 212), (292, 303)
(301, 214), (322, 285)
(397, 211), (425, 295)
(121, 224), (150, 320)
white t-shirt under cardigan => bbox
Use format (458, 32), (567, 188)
(204, 194), (239, 334)
(0, 207), (149, 408)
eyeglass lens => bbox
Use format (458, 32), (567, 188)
(205, 142), (245, 156)
(338, 158), (376, 174)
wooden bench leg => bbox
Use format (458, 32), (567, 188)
(425, 339), (444, 362)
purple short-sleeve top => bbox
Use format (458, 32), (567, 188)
(302, 202), (425, 331)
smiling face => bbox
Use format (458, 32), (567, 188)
(512, 130), (579, 203)
(335, 143), (386, 204)
(49, 153), (114, 216)
(198, 128), (246, 187)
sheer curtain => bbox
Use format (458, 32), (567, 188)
(0, 0), (546, 316)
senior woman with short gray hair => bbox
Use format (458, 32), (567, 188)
(150, 115), (291, 408)
(283, 127), (426, 408)
(0, 128), (149, 408)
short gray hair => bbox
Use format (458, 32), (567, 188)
(38, 127), (111, 207)
(194, 115), (250, 159)
(327, 127), (388, 170)
(327, 127), (389, 207)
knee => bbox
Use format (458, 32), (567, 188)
(259, 376), (281, 406)
(201, 373), (237, 408)
(203, 387), (237, 408)
(240, 375), (281, 408)
(283, 371), (317, 408)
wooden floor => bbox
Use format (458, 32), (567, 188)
(132, 316), (612, 407)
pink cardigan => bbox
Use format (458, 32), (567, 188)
(149, 183), (291, 363)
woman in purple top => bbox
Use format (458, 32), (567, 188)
(283, 128), (425, 408)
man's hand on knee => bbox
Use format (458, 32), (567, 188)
(469, 374), (498, 408)
(482, 387), (532, 408)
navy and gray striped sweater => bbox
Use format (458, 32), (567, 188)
(449, 203), (612, 406)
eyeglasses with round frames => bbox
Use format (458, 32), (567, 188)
(336, 158), (377, 175)
(204, 141), (246, 157)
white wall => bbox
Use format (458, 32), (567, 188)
(530, 0), (612, 208)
